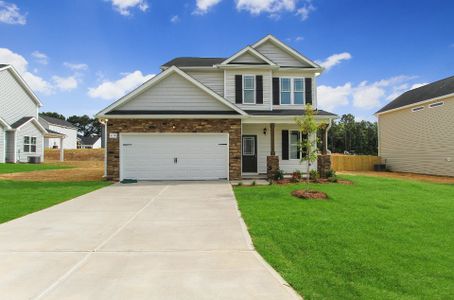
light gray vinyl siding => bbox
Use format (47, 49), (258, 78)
(231, 52), (265, 64)
(0, 69), (38, 124)
(272, 70), (318, 109)
(5, 131), (15, 162)
(224, 69), (272, 111)
(186, 70), (224, 96)
(15, 121), (44, 163)
(48, 125), (78, 149)
(255, 41), (310, 67)
(378, 96), (454, 177)
(0, 127), (4, 163)
(117, 73), (231, 111)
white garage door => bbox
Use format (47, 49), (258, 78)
(120, 133), (229, 180)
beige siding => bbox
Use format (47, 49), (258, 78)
(15, 121), (44, 163)
(224, 69), (272, 111)
(0, 69), (38, 124)
(379, 96), (454, 176)
(242, 123), (316, 174)
(117, 73), (231, 111)
(0, 127), (4, 163)
(231, 52), (265, 64)
(255, 41), (310, 67)
(185, 70), (224, 96)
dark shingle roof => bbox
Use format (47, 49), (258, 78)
(0, 64), (9, 68)
(246, 109), (337, 117)
(377, 75), (454, 113)
(40, 115), (78, 129)
(11, 117), (34, 129)
(161, 57), (226, 68)
(79, 135), (100, 145)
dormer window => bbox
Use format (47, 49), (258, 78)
(243, 75), (255, 104)
(280, 77), (305, 105)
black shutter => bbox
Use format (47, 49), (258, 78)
(296, 133), (301, 159)
(305, 78), (312, 105)
(272, 77), (280, 105)
(282, 130), (289, 160)
(235, 75), (243, 104)
(256, 75), (263, 104)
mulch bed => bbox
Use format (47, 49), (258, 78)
(291, 190), (328, 200)
(274, 178), (353, 185)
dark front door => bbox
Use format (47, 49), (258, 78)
(242, 135), (257, 173)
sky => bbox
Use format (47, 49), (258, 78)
(0, 0), (453, 121)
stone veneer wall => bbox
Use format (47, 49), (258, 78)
(317, 155), (332, 178)
(106, 119), (241, 181)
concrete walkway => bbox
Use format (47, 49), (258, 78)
(0, 181), (300, 300)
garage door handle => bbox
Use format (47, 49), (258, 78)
(174, 157), (178, 164)
(218, 143), (227, 146)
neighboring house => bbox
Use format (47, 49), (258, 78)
(0, 64), (61, 163)
(39, 115), (78, 149)
(96, 35), (337, 181)
(78, 135), (102, 149)
(376, 75), (454, 177)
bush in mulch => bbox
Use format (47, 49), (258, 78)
(291, 190), (328, 200)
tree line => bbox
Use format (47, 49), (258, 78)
(326, 114), (378, 155)
(41, 112), (102, 137)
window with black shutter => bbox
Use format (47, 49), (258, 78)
(256, 75), (263, 104)
(273, 77), (280, 105)
(281, 130), (289, 160)
(235, 75), (242, 104)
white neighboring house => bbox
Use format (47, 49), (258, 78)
(0, 64), (64, 163)
(78, 135), (102, 149)
(39, 115), (78, 149)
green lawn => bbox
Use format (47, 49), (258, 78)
(234, 176), (454, 299)
(0, 163), (71, 174)
(0, 180), (111, 224)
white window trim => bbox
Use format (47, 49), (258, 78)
(428, 101), (444, 108)
(243, 75), (256, 105)
(411, 106), (424, 112)
(280, 77), (305, 105)
(23, 136), (37, 153)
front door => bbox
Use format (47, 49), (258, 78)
(242, 135), (257, 173)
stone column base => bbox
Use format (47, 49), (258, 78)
(317, 155), (332, 178)
(267, 155), (279, 180)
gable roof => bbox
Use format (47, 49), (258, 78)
(376, 75), (454, 114)
(220, 46), (277, 66)
(11, 116), (47, 134)
(39, 115), (78, 130)
(252, 35), (322, 69)
(96, 66), (246, 117)
(79, 135), (101, 145)
(0, 65), (43, 107)
(161, 57), (225, 69)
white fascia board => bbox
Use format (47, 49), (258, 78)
(1, 66), (43, 107)
(96, 114), (245, 119)
(215, 64), (279, 70)
(375, 92), (454, 116)
(0, 116), (11, 129)
(242, 115), (336, 124)
(15, 117), (48, 134)
(221, 46), (277, 66)
(252, 34), (322, 70)
(96, 66), (246, 117)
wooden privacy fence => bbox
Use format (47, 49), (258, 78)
(45, 149), (104, 161)
(331, 155), (381, 171)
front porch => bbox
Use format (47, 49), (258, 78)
(240, 119), (331, 179)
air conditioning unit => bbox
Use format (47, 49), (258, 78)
(28, 156), (41, 164)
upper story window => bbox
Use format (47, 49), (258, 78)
(243, 75), (255, 104)
(280, 77), (305, 105)
(23, 136), (37, 153)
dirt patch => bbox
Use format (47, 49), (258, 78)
(0, 161), (104, 182)
(339, 171), (454, 184)
(292, 190), (328, 200)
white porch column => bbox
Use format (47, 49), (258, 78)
(59, 137), (64, 161)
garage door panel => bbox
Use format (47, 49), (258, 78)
(121, 134), (228, 180)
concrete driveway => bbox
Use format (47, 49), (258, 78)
(0, 181), (300, 300)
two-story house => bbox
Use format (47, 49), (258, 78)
(96, 35), (337, 181)
(0, 64), (64, 163)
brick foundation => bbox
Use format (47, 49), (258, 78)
(106, 119), (241, 181)
(317, 155), (332, 178)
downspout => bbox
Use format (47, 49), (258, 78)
(325, 118), (332, 154)
(99, 118), (108, 178)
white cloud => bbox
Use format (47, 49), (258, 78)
(109, 0), (149, 16)
(316, 52), (351, 71)
(235, 0), (314, 20)
(63, 62), (88, 71)
(317, 83), (352, 111)
(0, 48), (53, 94)
(295, 35), (304, 41)
(88, 70), (155, 100)
(32, 51), (48, 65)
(194, 0), (222, 15)
(52, 75), (78, 91)
(0, 1), (26, 25)
(352, 81), (385, 109)
(170, 15), (180, 23)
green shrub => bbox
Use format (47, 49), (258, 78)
(309, 170), (320, 181)
(273, 169), (284, 180)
